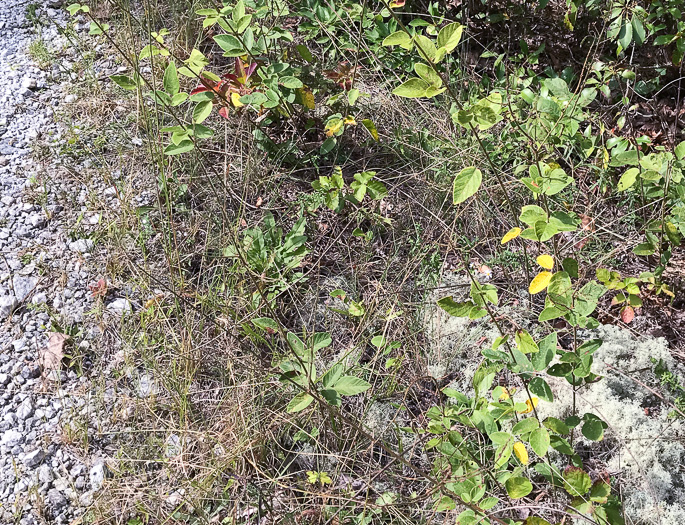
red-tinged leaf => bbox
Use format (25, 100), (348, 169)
(621, 305), (635, 324)
(235, 58), (245, 83)
(245, 62), (257, 78)
(191, 85), (211, 96)
(218, 106), (230, 119)
(390, 0), (406, 7)
(222, 73), (238, 82)
(88, 278), (108, 298)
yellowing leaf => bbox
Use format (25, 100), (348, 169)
(343, 116), (357, 126)
(501, 227), (521, 244)
(529, 271), (552, 294)
(536, 254), (554, 270)
(518, 397), (539, 414)
(513, 442), (529, 465)
(325, 119), (343, 137)
(296, 88), (315, 110)
(499, 387), (510, 400)
(231, 92), (244, 108)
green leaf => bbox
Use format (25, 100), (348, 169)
(562, 257), (579, 278)
(414, 63), (442, 87)
(676, 141), (685, 160)
(287, 392), (314, 413)
(193, 101), (213, 124)
(618, 167), (639, 191)
(437, 22), (463, 52)
(563, 466), (592, 497)
(164, 140), (194, 155)
(252, 317), (278, 331)
(531, 332), (556, 371)
(296, 44), (314, 63)
(414, 35), (438, 62)
(392, 78), (429, 98)
(519, 205), (547, 225)
(544, 417), (569, 435)
(529, 427), (550, 457)
(110, 75), (138, 91)
(171, 92), (188, 106)
(453, 167), (482, 204)
(515, 330), (538, 354)
(287, 332), (306, 356)
(163, 62), (180, 96)
(590, 481), (611, 503)
(361, 119), (379, 141)
(631, 16), (645, 46)
(320, 137), (336, 155)
(512, 417), (539, 435)
(333, 376), (371, 395)
(617, 20), (633, 50)
(505, 477), (533, 499)
(214, 34), (244, 55)
(529, 377), (553, 402)
(581, 414), (606, 441)
(382, 31), (413, 50)
(280, 76), (303, 89)
(633, 241), (656, 256)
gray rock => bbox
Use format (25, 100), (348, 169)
(0, 295), (18, 319)
(107, 298), (132, 315)
(17, 398), (35, 420)
(89, 462), (107, 490)
(12, 275), (37, 302)
(38, 464), (54, 484)
(46, 488), (67, 509)
(68, 238), (93, 253)
(23, 449), (45, 468)
(2, 430), (22, 447)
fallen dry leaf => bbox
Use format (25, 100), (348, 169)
(621, 305), (635, 324)
(255, 196), (263, 207)
(39, 332), (69, 373)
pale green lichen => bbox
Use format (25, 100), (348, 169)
(424, 277), (685, 524)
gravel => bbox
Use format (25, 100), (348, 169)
(0, 2), (129, 523)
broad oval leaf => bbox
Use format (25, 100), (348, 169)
(501, 227), (521, 244)
(164, 140), (194, 155)
(618, 167), (639, 191)
(437, 22), (463, 53)
(513, 442), (529, 465)
(536, 254), (554, 270)
(529, 271), (553, 294)
(530, 427), (550, 457)
(392, 78), (429, 98)
(453, 166), (482, 204)
(505, 477), (533, 499)
(333, 376), (371, 396)
(286, 392), (314, 413)
(382, 30), (412, 49)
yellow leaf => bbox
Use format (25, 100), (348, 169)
(344, 116), (357, 126)
(501, 227), (521, 244)
(529, 271), (552, 294)
(518, 397), (538, 414)
(513, 442), (529, 465)
(231, 92), (244, 108)
(536, 254), (554, 270)
(498, 387), (510, 401)
(325, 119), (343, 137)
(297, 88), (315, 110)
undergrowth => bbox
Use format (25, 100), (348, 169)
(46, 0), (685, 524)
